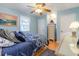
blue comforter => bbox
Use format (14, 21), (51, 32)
(2, 40), (37, 56)
(1, 31), (47, 56)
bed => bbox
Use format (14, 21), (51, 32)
(2, 40), (37, 56)
(0, 30), (47, 56)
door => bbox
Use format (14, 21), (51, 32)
(59, 14), (76, 55)
(60, 14), (76, 40)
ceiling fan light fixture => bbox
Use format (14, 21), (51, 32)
(35, 9), (42, 14)
(27, 3), (51, 16)
(36, 3), (45, 7)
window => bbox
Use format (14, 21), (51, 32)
(20, 16), (30, 31)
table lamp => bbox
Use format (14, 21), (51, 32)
(69, 21), (79, 45)
(69, 21), (79, 37)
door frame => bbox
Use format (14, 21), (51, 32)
(60, 14), (76, 41)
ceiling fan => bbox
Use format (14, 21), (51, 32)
(27, 3), (51, 15)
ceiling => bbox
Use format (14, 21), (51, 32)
(0, 3), (79, 15)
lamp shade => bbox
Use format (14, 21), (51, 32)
(69, 21), (79, 31)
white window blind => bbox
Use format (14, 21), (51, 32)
(20, 16), (30, 31)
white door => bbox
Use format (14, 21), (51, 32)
(59, 14), (76, 55)
(60, 14), (76, 40)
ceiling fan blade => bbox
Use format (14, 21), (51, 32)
(30, 10), (35, 13)
(43, 7), (51, 12)
(39, 13), (43, 15)
(45, 9), (51, 12)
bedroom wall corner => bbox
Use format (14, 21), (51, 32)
(57, 7), (79, 41)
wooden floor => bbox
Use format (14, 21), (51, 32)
(34, 40), (58, 56)
(34, 46), (46, 56)
(48, 40), (58, 50)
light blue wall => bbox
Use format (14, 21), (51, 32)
(0, 7), (47, 36)
(57, 7), (79, 40)
(37, 15), (47, 39)
(0, 7), (38, 34)
(30, 15), (38, 34)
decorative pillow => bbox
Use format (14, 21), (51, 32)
(21, 32), (34, 41)
(33, 35), (39, 39)
(4, 30), (21, 43)
(19, 31), (25, 36)
(14, 32), (25, 42)
(0, 37), (15, 47)
(26, 33), (33, 41)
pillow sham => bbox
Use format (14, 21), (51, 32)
(14, 32), (25, 42)
(0, 37), (15, 47)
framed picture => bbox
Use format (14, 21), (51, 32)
(0, 13), (17, 26)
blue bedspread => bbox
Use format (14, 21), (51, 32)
(2, 40), (37, 56)
(1, 31), (47, 56)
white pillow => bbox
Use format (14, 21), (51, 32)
(0, 37), (15, 47)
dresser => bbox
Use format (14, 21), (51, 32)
(48, 20), (55, 41)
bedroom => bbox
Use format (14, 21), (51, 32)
(0, 3), (79, 56)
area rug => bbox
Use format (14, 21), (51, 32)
(40, 48), (56, 56)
